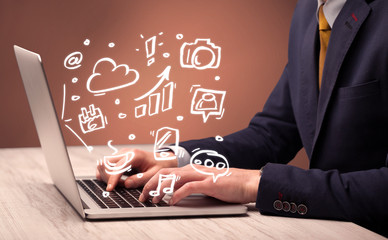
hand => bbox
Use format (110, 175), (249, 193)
(96, 148), (177, 191)
(139, 165), (261, 205)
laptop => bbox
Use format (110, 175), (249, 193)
(13, 45), (247, 219)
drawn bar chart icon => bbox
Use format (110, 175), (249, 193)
(135, 82), (174, 118)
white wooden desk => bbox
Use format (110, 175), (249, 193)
(0, 146), (384, 240)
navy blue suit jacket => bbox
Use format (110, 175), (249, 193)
(180, 0), (388, 235)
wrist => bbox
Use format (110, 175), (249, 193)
(247, 169), (261, 203)
(155, 151), (178, 168)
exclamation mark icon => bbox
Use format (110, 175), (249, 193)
(145, 36), (156, 66)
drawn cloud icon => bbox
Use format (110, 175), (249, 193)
(86, 58), (139, 94)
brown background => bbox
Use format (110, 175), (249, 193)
(0, 0), (307, 169)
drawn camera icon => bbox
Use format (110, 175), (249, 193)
(180, 39), (221, 70)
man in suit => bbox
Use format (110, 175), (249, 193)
(97, 0), (388, 236)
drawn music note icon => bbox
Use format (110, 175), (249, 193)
(149, 174), (177, 197)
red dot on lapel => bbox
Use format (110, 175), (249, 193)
(352, 13), (358, 22)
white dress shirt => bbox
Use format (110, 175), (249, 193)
(317, 0), (347, 28)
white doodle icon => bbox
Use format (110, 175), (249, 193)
(191, 87), (226, 123)
(134, 66), (174, 118)
(149, 174), (178, 197)
(64, 51), (83, 70)
(86, 58), (139, 95)
(151, 127), (179, 161)
(78, 104), (107, 134)
(190, 149), (229, 183)
(102, 191), (110, 198)
(103, 151), (135, 175)
(180, 39), (221, 70)
(145, 36), (156, 66)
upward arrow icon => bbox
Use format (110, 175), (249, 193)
(134, 66), (171, 101)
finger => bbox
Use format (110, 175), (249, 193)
(124, 170), (156, 189)
(139, 168), (178, 201)
(106, 157), (132, 191)
(141, 170), (204, 203)
(169, 181), (211, 205)
(151, 178), (174, 203)
(96, 168), (101, 180)
(153, 171), (203, 203)
(97, 164), (109, 183)
(139, 171), (165, 202)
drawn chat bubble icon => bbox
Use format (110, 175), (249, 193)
(190, 88), (226, 123)
(103, 151), (134, 175)
(190, 150), (229, 182)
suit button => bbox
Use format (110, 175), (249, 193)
(290, 203), (297, 213)
(273, 200), (283, 211)
(297, 204), (308, 215)
(282, 201), (290, 212)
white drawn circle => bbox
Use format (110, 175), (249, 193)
(118, 113), (127, 119)
(115, 99), (120, 105)
(128, 134), (136, 140)
(83, 39), (90, 46)
(71, 95), (80, 101)
(176, 34), (183, 40)
(137, 173), (144, 178)
(216, 162), (226, 170)
(204, 159), (214, 168)
(215, 76), (220, 81)
(194, 159), (202, 165)
(72, 77), (78, 83)
(191, 46), (216, 70)
(108, 42), (115, 48)
(215, 135), (224, 142)
(163, 53), (170, 58)
(177, 116), (184, 121)
(64, 52), (83, 70)
(203, 93), (216, 101)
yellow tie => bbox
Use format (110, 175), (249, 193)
(318, 5), (331, 89)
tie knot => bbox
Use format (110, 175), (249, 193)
(319, 5), (331, 31)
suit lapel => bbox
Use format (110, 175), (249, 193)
(300, 19), (319, 157)
(311, 0), (371, 154)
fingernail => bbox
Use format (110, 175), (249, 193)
(152, 197), (159, 204)
(107, 184), (112, 191)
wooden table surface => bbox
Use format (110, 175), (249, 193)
(0, 146), (385, 240)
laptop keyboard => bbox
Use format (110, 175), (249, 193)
(77, 179), (169, 209)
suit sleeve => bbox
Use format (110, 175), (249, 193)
(257, 163), (388, 236)
(179, 65), (303, 169)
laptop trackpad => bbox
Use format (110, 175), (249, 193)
(165, 194), (235, 207)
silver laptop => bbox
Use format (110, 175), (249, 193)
(14, 45), (247, 219)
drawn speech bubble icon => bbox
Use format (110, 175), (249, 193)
(190, 150), (229, 183)
(190, 88), (226, 123)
